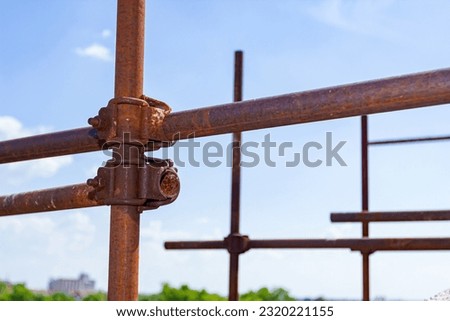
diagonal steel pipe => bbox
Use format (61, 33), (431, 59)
(2, 68), (450, 164)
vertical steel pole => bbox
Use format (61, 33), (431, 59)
(361, 115), (370, 301)
(229, 51), (243, 301)
(108, 0), (145, 301)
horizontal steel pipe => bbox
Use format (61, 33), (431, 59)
(159, 68), (450, 140)
(0, 183), (103, 216)
(2, 68), (450, 163)
(0, 127), (102, 164)
(369, 135), (450, 146)
(331, 210), (450, 222)
(164, 240), (225, 250)
(249, 238), (450, 251)
(165, 237), (450, 252)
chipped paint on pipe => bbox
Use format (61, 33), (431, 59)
(0, 184), (101, 216)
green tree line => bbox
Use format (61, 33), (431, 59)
(0, 281), (303, 301)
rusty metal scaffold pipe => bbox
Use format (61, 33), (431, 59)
(361, 115), (370, 301)
(229, 50), (243, 302)
(249, 238), (450, 251)
(107, 0), (145, 301)
(369, 134), (450, 146)
(331, 210), (450, 222)
(165, 241), (225, 250)
(0, 184), (102, 216)
(3, 68), (450, 164)
(0, 127), (101, 164)
(159, 68), (450, 141)
(165, 238), (450, 252)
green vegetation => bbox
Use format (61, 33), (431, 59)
(0, 281), (301, 301)
(82, 292), (108, 301)
(240, 287), (295, 301)
(139, 283), (226, 301)
(0, 282), (74, 301)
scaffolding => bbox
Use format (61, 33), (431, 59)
(2, 0), (450, 300)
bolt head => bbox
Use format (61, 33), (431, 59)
(160, 171), (180, 198)
(88, 116), (100, 128)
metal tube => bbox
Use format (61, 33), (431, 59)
(0, 127), (101, 164)
(230, 50), (243, 235)
(2, 69), (450, 164)
(159, 68), (450, 141)
(0, 183), (101, 216)
(164, 241), (225, 250)
(107, 0), (145, 301)
(165, 238), (450, 251)
(362, 253), (370, 301)
(249, 238), (450, 251)
(228, 50), (243, 302)
(369, 135), (450, 146)
(229, 253), (239, 301)
(331, 210), (450, 222)
(361, 116), (369, 235)
(361, 115), (370, 301)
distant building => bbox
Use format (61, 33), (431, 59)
(48, 273), (95, 297)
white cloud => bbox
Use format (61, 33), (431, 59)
(0, 115), (73, 185)
(75, 43), (113, 62)
(101, 29), (112, 38)
(0, 215), (56, 235)
(141, 220), (192, 242)
(6, 156), (73, 184)
(0, 116), (49, 140)
(308, 0), (396, 39)
(0, 212), (96, 255)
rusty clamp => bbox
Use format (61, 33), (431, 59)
(87, 157), (180, 211)
(224, 233), (250, 254)
(87, 95), (180, 212)
(88, 95), (173, 150)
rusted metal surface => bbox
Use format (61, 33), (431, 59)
(362, 253), (370, 301)
(88, 96), (171, 146)
(250, 238), (450, 251)
(159, 68), (450, 141)
(3, 0), (450, 302)
(107, 0), (146, 301)
(361, 116), (369, 235)
(165, 241), (225, 250)
(3, 69), (450, 165)
(87, 157), (179, 210)
(166, 237), (450, 252)
(331, 210), (450, 222)
(369, 134), (450, 145)
(0, 184), (101, 216)
(228, 50), (243, 302)
(0, 127), (101, 164)
(230, 51), (243, 238)
(360, 115), (370, 301)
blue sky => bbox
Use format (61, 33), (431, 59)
(2, 0), (450, 300)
